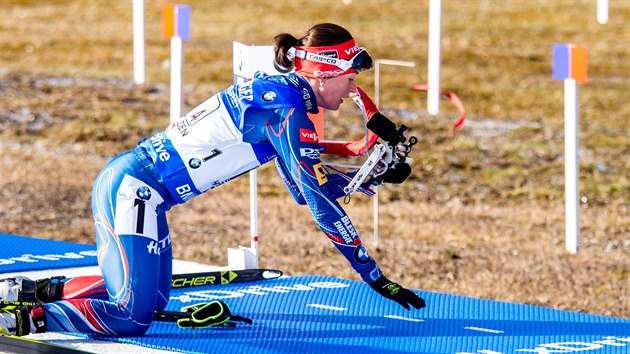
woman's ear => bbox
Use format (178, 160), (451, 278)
(318, 79), (326, 91)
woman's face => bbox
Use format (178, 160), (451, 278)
(315, 73), (358, 111)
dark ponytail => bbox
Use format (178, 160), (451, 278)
(273, 33), (300, 73)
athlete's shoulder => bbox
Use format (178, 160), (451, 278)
(251, 72), (318, 114)
(250, 72), (298, 94)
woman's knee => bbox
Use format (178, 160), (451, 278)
(113, 305), (154, 336)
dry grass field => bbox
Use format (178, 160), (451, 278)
(1, 0), (628, 319)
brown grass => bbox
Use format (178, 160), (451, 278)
(0, 0), (628, 319)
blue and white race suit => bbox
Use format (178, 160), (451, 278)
(43, 72), (382, 336)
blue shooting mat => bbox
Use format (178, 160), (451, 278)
(0, 233), (97, 273)
(92, 276), (630, 354)
(1, 234), (627, 353)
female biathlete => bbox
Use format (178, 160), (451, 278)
(0, 23), (425, 337)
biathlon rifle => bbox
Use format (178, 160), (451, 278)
(344, 113), (418, 196)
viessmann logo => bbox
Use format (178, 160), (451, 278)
(459, 337), (630, 354)
(299, 128), (318, 143)
(170, 280), (350, 303)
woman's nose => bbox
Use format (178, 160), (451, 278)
(349, 81), (357, 94)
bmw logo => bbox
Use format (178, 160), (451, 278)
(261, 91), (276, 102)
(354, 245), (371, 264)
(136, 186), (151, 200)
(189, 157), (202, 169)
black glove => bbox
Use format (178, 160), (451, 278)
(378, 162), (412, 184)
(369, 275), (426, 310)
(177, 301), (252, 329)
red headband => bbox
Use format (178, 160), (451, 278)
(292, 39), (363, 79)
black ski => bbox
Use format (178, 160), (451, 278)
(171, 268), (282, 288)
(3, 299), (200, 325)
(153, 309), (190, 322)
(0, 334), (93, 354)
(0, 268), (280, 334)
